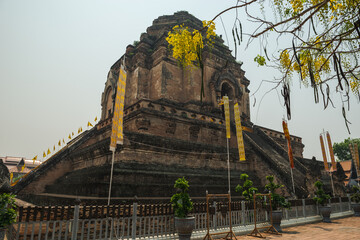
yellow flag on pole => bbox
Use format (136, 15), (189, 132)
(88, 121), (93, 127)
(95, 116), (98, 122)
(234, 103), (246, 161)
(62, 138), (65, 144)
(32, 155), (37, 164)
(110, 59), (127, 150)
(53, 145), (55, 151)
(223, 96), (230, 139)
(43, 151), (46, 157)
(58, 140), (61, 146)
(320, 134), (329, 171)
(116, 63), (127, 145)
(68, 134), (71, 139)
(47, 148), (51, 155)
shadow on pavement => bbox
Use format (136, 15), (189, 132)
(281, 230), (300, 234)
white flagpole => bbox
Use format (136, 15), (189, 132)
(227, 138), (231, 194)
(108, 150), (115, 205)
(290, 167), (296, 195)
(108, 57), (127, 206)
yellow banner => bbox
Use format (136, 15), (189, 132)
(110, 60), (127, 150)
(282, 121), (290, 141)
(223, 96), (230, 139)
(116, 63), (127, 145)
(320, 135), (329, 171)
(326, 132), (336, 171)
(234, 103), (246, 161)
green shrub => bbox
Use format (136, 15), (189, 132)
(264, 175), (291, 210)
(0, 193), (17, 228)
(313, 180), (331, 206)
(170, 177), (193, 218)
(350, 185), (360, 203)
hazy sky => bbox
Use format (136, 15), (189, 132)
(1, 0), (359, 162)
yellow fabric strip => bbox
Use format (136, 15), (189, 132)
(234, 103), (246, 161)
(223, 96), (230, 139)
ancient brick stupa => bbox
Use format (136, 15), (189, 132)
(13, 11), (344, 204)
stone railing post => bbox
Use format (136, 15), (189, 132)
(71, 198), (81, 240)
(285, 199), (289, 220)
(241, 201), (246, 226)
(264, 196), (268, 221)
(302, 199), (306, 218)
(339, 196), (342, 212)
(316, 202), (319, 215)
(212, 201), (217, 230)
(132, 196), (138, 240)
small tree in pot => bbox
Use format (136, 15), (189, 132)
(170, 177), (194, 240)
(0, 193), (17, 240)
(313, 180), (331, 222)
(350, 185), (360, 217)
(264, 175), (290, 232)
(235, 173), (258, 202)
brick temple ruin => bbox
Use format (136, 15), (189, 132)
(13, 11), (346, 204)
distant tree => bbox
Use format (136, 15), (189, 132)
(333, 138), (360, 161)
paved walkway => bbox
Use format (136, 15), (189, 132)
(234, 216), (360, 240)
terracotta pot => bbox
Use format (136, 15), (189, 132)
(319, 206), (331, 223)
(175, 216), (195, 240)
(351, 203), (360, 217)
(271, 210), (283, 232)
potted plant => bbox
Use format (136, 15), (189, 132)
(350, 185), (360, 216)
(170, 177), (194, 240)
(264, 175), (290, 232)
(313, 180), (331, 222)
(235, 173), (258, 202)
(0, 193), (17, 240)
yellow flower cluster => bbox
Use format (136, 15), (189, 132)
(280, 50), (293, 72)
(281, 48), (331, 84)
(290, 0), (304, 13)
(203, 20), (216, 48)
(166, 21), (216, 68)
(166, 24), (198, 67)
(350, 79), (360, 95)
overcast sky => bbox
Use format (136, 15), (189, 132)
(1, 0), (359, 162)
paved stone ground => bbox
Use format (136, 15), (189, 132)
(227, 217), (360, 240)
